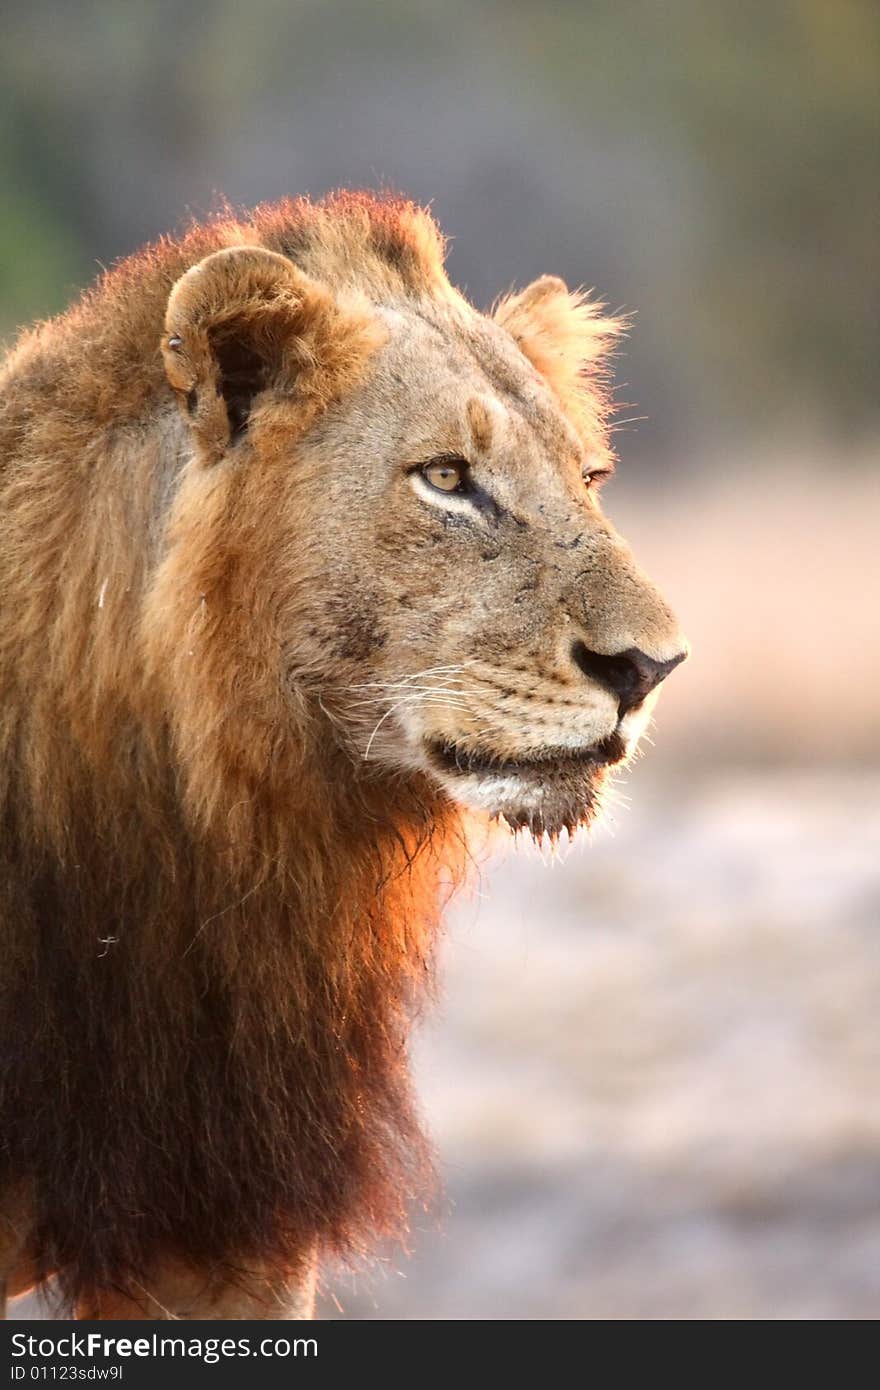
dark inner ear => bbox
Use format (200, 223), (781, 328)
(210, 329), (271, 443)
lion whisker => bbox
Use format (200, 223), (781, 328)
(362, 691), (473, 761)
(348, 686), (475, 709)
(344, 662), (474, 692)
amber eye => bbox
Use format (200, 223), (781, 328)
(421, 457), (467, 493)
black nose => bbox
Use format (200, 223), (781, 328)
(572, 641), (686, 716)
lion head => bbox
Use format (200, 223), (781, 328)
(158, 195), (686, 839)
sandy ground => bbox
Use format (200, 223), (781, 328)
(319, 765), (880, 1319)
(12, 765), (880, 1321)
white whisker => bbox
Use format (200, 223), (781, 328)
(345, 661), (474, 694)
(361, 691), (471, 760)
(348, 685), (473, 709)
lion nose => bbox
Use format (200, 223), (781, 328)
(571, 641), (686, 717)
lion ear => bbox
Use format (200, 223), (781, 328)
(492, 275), (626, 418)
(162, 246), (380, 464)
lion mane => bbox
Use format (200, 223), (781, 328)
(0, 194), (473, 1310)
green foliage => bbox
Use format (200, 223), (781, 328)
(0, 0), (875, 441)
(0, 184), (87, 341)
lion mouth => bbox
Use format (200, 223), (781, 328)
(425, 730), (627, 781)
(420, 730), (630, 835)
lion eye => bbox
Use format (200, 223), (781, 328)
(583, 466), (613, 491)
(422, 458), (467, 493)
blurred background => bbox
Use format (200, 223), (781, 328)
(5, 0), (878, 1320)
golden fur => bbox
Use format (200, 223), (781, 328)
(0, 192), (684, 1317)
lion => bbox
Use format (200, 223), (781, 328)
(0, 192), (686, 1320)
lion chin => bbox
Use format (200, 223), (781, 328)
(423, 729), (628, 838)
